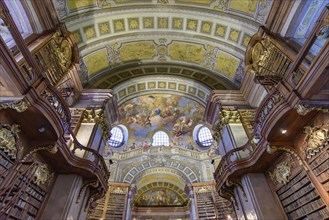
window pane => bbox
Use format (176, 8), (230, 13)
(198, 126), (213, 147)
(109, 127), (124, 148)
(152, 131), (169, 146)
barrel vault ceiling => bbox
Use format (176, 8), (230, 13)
(53, 0), (273, 102)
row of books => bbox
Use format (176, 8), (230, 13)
(307, 207), (329, 219)
(312, 158), (329, 176)
(309, 150), (329, 170)
(281, 182), (314, 206)
(317, 168), (329, 183)
(10, 207), (35, 220)
(288, 198), (325, 220)
(284, 190), (318, 213)
(277, 170), (306, 195)
(26, 186), (45, 201)
(279, 177), (310, 201)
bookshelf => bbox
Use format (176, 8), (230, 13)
(88, 184), (129, 220)
(195, 192), (217, 219)
(0, 149), (49, 220)
(6, 183), (47, 220)
(308, 146), (329, 191)
(276, 169), (328, 220)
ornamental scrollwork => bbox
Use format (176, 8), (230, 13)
(33, 163), (53, 186)
(304, 124), (328, 159)
(269, 154), (294, 185)
(0, 98), (30, 112)
(0, 123), (20, 160)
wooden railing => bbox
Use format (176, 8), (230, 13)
(246, 5), (329, 90)
(214, 89), (286, 189)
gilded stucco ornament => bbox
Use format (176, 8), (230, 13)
(0, 123), (20, 160)
(0, 98), (30, 112)
(33, 163), (53, 186)
(213, 109), (241, 143)
(304, 124), (328, 158)
(294, 103), (329, 116)
(269, 154), (294, 185)
(82, 109), (110, 141)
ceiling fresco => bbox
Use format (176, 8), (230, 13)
(52, 0), (273, 91)
(113, 75), (212, 106)
(51, 0), (271, 193)
(118, 94), (205, 149)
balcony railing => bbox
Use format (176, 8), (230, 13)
(214, 89), (286, 189)
(246, 5), (329, 90)
(111, 146), (210, 160)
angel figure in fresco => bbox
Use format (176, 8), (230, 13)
(173, 116), (193, 137)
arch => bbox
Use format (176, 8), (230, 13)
(121, 159), (199, 184)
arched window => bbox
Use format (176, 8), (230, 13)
(152, 131), (169, 146)
(1, 1), (34, 48)
(193, 125), (213, 149)
(108, 125), (128, 148)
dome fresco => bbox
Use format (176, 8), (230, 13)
(117, 94), (205, 150)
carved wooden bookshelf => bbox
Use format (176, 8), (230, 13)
(306, 144), (329, 219)
(0, 150), (48, 220)
(88, 183), (129, 220)
(276, 169), (328, 220)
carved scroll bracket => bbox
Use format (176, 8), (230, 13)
(76, 180), (99, 204)
(226, 179), (247, 202)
